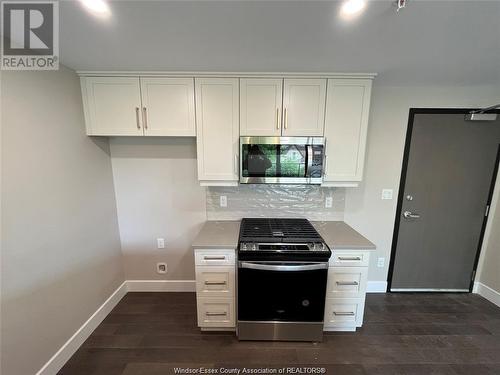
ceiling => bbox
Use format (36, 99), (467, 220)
(60, 0), (500, 86)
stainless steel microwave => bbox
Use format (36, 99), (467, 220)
(240, 136), (325, 184)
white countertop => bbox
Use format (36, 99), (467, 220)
(192, 220), (375, 250)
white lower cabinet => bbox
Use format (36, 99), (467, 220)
(324, 250), (370, 331)
(195, 266), (235, 297)
(194, 248), (370, 332)
(326, 266), (368, 298)
(194, 249), (236, 330)
(196, 297), (235, 328)
(324, 298), (365, 329)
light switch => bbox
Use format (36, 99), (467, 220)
(381, 189), (393, 200)
(220, 195), (227, 208)
(157, 238), (165, 249)
(377, 257), (385, 268)
(325, 196), (333, 208)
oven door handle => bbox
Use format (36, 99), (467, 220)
(238, 262), (328, 272)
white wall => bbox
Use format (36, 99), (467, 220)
(476, 160), (500, 293)
(109, 137), (206, 280)
(345, 83), (500, 283)
(1, 67), (124, 375)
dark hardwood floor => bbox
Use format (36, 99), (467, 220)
(59, 292), (500, 375)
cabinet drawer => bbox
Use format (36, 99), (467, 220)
(330, 250), (370, 267)
(326, 267), (367, 298)
(195, 249), (235, 266)
(197, 297), (235, 328)
(195, 266), (235, 297)
(324, 298), (365, 328)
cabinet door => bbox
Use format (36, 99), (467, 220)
(282, 79), (326, 136)
(81, 77), (143, 136)
(140, 77), (196, 136)
(323, 79), (372, 183)
(195, 78), (239, 185)
(240, 78), (282, 136)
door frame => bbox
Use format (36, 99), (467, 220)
(387, 108), (500, 293)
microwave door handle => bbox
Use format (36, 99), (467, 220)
(305, 145), (313, 178)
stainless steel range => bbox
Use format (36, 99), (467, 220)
(237, 218), (331, 342)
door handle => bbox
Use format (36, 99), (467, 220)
(336, 281), (359, 286)
(276, 108), (280, 130)
(204, 281), (227, 285)
(239, 261), (328, 272)
(333, 311), (355, 316)
(135, 107), (141, 129)
(403, 211), (420, 219)
(142, 107), (148, 130)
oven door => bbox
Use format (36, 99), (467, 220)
(237, 261), (328, 322)
(240, 136), (324, 184)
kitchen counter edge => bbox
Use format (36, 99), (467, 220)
(192, 220), (376, 250)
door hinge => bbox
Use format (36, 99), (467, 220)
(471, 270), (476, 282)
(485, 205), (490, 217)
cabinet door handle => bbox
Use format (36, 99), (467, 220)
(135, 107), (141, 129)
(333, 311), (355, 316)
(284, 107), (288, 129)
(338, 256), (362, 261)
(234, 154), (239, 175)
(276, 108), (280, 130)
(204, 281), (227, 285)
(204, 256), (226, 260)
(206, 312), (227, 316)
(336, 281), (359, 286)
(142, 107), (148, 130)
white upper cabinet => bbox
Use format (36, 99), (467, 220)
(323, 79), (372, 184)
(195, 78), (239, 185)
(240, 78), (283, 136)
(81, 77), (143, 136)
(282, 79), (326, 136)
(81, 76), (196, 136)
(139, 77), (196, 136)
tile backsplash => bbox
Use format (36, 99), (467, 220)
(206, 185), (345, 221)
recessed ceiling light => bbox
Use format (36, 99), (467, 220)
(78, 0), (111, 19)
(340, 0), (366, 19)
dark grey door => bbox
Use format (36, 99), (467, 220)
(390, 112), (500, 291)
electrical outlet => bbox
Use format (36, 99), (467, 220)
(157, 238), (165, 249)
(377, 257), (385, 268)
(381, 189), (393, 200)
(325, 196), (333, 208)
(220, 195), (227, 208)
(156, 262), (167, 274)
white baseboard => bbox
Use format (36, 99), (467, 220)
(473, 282), (500, 308)
(126, 279), (196, 292)
(36, 281), (128, 375)
(367, 281), (388, 293)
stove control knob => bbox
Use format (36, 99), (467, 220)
(241, 243), (247, 251)
(251, 244), (257, 251)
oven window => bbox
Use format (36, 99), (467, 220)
(238, 266), (327, 322)
(241, 144), (307, 178)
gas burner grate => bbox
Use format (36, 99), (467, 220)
(239, 218), (322, 243)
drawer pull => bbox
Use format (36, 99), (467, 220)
(204, 256), (226, 260)
(338, 256), (362, 261)
(206, 311), (227, 316)
(204, 281), (227, 285)
(333, 311), (355, 316)
(336, 281), (359, 286)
